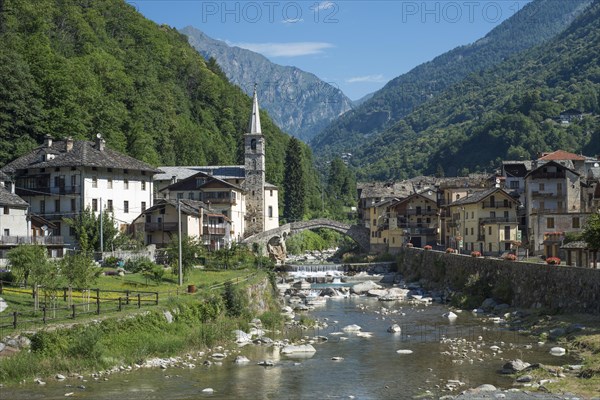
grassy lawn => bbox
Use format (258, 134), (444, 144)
(0, 268), (264, 334)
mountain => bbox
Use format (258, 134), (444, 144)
(181, 26), (353, 142)
(311, 0), (593, 158)
(0, 0), (309, 190)
(349, 0), (600, 180)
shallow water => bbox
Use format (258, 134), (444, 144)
(3, 296), (572, 399)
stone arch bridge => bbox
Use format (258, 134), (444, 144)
(243, 219), (370, 260)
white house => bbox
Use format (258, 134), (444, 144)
(1, 135), (161, 247)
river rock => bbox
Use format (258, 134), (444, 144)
(516, 375), (533, 383)
(494, 303), (510, 312)
(476, 384), (497, 392)
(443, 312), (458, 320)
(396, 349), (413, 354)
(202, 388), (214, 393)
(233, 330), (252, 343)
(379, 288), (409, 301)
(367, 289), (388, 297)
(548, 328), (566, 340)
(258, 360), (275, 367)
(351, 281), (382, 294)
(566, 323), (585, 334)
(342, 324), (362, 332)
(331, 356), (344, 361)
(502, 359), (530, 374)
(0, 343), (5, 352)
(234, 356), (250, 364)
(281, 344), (316, 354)
(56, 374), (66, 380)
(550, 347), (566, 356)
(481, 298), (497, 311)
(387, 324), (401, 333)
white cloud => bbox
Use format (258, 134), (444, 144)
(230, 42), (334, 57)
(346, 74), (386, 83)
(315, 1), (336, 12)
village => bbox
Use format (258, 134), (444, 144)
(0, 88), (599, 268)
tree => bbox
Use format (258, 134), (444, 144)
(283, 137), (306, 222)
(582, 213), (600, 267)
(64, 208), (123, 253)
(166, 235), (204, 281)
(60, 252), (102, 289)
(7, 245), (49, 286)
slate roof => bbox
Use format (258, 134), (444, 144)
(142, 199), (209, 217)
(525, 160), (579, 178)
(448, 187), (516, 206)
(161, 172), (244, 192)
(502, 161), (532, 177)
(156, 165), (277, 189)
(1, 139), (161, 175)
(0, 185), (28, 208)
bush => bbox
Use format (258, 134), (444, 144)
(471, 251), (481, 257)
(222, 282), (248, 318)
(546, 257), (561, 265)
(424, 245), (432, 250)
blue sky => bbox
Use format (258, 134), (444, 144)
(128, 1), (531, 100)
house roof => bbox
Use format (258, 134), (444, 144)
(161, 172), (244, 192)
(448, 187), (516, 207)
(539, 150), (586, 161)
(391, 190), (437, 208)
(0, 186), (28, 208)
(525, 160), (580, 178)
(561, 241), (589, 249)
(155, 165), (277, 189)
(142, 199), (209, 217)
(502, 160), (532, 177)
(1, 138), (161, 175)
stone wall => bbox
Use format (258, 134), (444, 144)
(396, 247), (600, 314)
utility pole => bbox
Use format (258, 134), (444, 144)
(178, 199), (183, 286)
(99, 197), (104, 255)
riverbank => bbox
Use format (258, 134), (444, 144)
(0, 270), (281, 386)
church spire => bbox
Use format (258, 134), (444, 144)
(248, 83), (262, 134)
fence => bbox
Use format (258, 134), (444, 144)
(0, 282), (158, 330)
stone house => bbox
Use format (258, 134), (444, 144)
(131, 199), (231, 250)
(0, 135), (160, 247)
(386, 191), (439, 250)
(445, 187), (520, 255)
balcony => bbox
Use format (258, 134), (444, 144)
(479, 217), (518, 224)
(531, 191), (562, 198)
(0, 236), (64, 245)
(17, 185), (81, 196)
(404, 209), (438, 216)
(530, 172), (566, 179)
(203, 227), (227, 236)
(531, 207), (567, 214)
(144, 222), (178, 232)
(481, 201), (512, 209)
(35, 211), (78, 220)
(405, 227), (437, 236)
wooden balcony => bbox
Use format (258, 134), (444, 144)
(203, 227), (227, 236)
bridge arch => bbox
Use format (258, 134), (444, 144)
(242, 219), (370, 260)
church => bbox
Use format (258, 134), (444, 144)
(154, 86), (279, 243)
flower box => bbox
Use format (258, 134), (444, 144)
(546, 257), (561, 265)
(406, 243), (413, 248)
(504, 254), (517, 261)
(445, 248), (455, 254)
(471, 251), (481, 258)
(424, 245), (432, 250)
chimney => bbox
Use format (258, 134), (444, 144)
(171, 175), (177, 184)
(95, 133), (105, 151)
(44, 134), (53, 148)
(66, 137), (74, 152)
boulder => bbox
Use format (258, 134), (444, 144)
(281, 344), (317, 354)
(351, 281), (382, 294)
(234, 355), (250, 364)
(443, 311), (458, 320)
(387, 324), (401, 333)
(0, 342), (5, 352)
(257, 360), (275, 367)
(233, 330), (252, 344)
(516, 375), (532, 383)
(379, 288), (409, 301)
(481, 298), (497, 311)
(367, 289), (388, 297)
(502, 359), (530, 374)
(476, 384), (497, 392)
(163, 311), (174, 324)
(342, 324), (362, 332)
(396, 349), (413, 354)
(202, 388), (214, 394)
(550, 347), (566, 356)
(548, 328), (566, 340)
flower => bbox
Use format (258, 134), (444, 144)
(471, 251), (481, 258)
(406, 243), (413, 248)
(504, 254), (517, 261)
(445, 248), (455, 253)
(546, 257), (561, 265)
(424, 245), (433, 250)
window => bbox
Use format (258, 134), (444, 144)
(92, 176), (98, 188)
(471, 212), (474, 219)
(141, 180), (146, 191)
(107, 178), (113, 189)
(188, 192), (194, 200)
(488, 226), (492, 235)
(539, 183), (545, 191)
(572, 217), (580, 229)
(547, 218), (555, 229)
(503, 199), (509, 207)
(107, 200), (113, 212)
(4, 229), (9, 236)
(71, 175), (77, 187)
(270, 190), (273, 197)
(268, 206), (273, 218)
(489, 243), (492, 252)
(504, 211), (509, 219)
(146, 235), (152, 245)
(92, 199), (98, 212)
(510, 181), (519, 189)
(40, 200), (45, 214)
(557, 201), (563, 210)
(124, 179), (129, 190)
(141, 201), (146, 212)
(124, 201), (129, 214)
(372, 219), (377, 226)
(69, 226), (76, 236)
(557, 182), (563, 192)
(3, 206), (8, 215)
(55, 199), (60, 212)
(455, 194), (460, 200)
(177, 192), (183, 200)
(470, 227), (474, 236)
(250, 139), (257, 150)
(71, 199), (76, 212)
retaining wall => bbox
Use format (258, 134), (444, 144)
(396, 248), (600, 314)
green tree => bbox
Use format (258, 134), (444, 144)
(6, 245), (49, 286)
(64, 208), (123, 253)
(582, 213), (600, 250)
(283, 137), (306, 222)
(166, 235), (203, 281)
(60, 252), (102, 289)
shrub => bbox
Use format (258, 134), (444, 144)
(471, 251), (481, 258)
(445, 248), (455, 253)
(424, 245), (432, 250)
(546, 257), (561, 265)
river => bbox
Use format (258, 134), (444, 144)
(2, 284), (572, 400)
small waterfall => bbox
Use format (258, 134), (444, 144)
(286, 264), (344, 283)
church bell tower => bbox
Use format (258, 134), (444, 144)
(243, 84), (265, 237)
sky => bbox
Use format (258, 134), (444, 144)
(127, 1), (532, 100)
